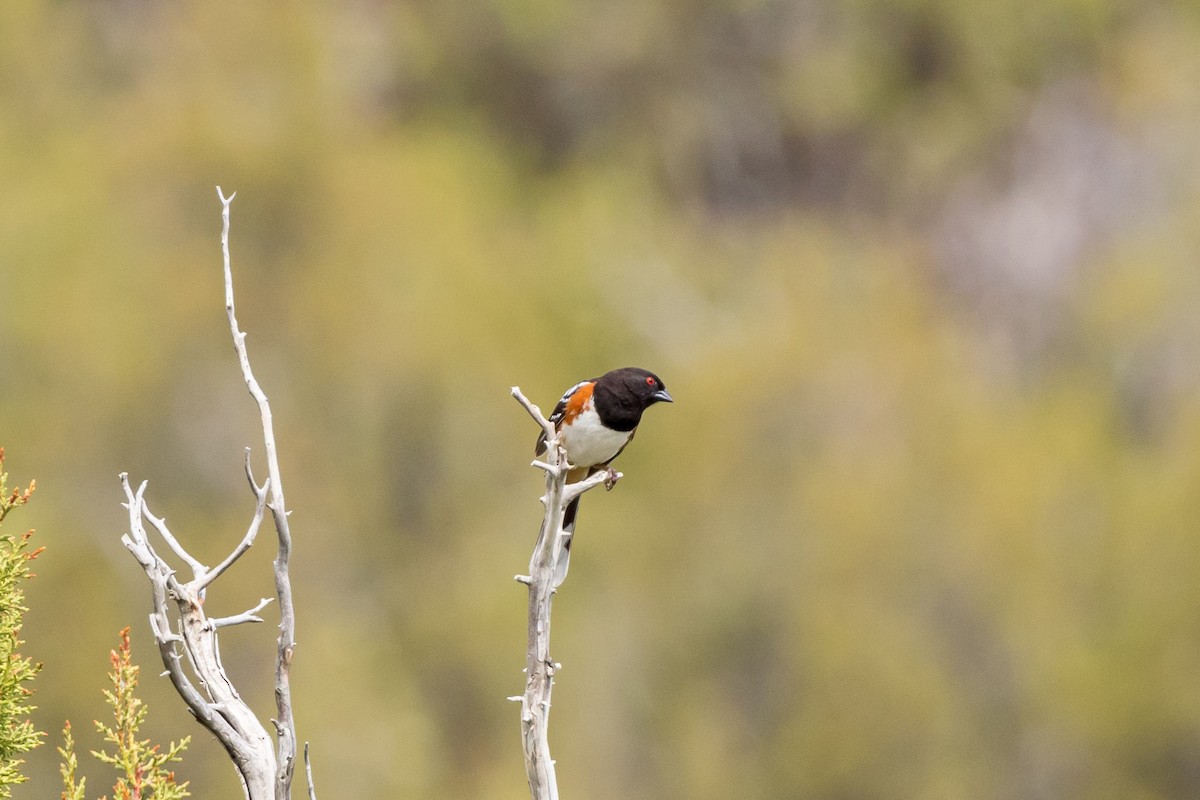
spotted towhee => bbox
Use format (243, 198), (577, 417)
(535, 367), (673, 585)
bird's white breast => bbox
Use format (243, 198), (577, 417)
(560, 400), (630, 469)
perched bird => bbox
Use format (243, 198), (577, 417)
(536, 367), (673, 585)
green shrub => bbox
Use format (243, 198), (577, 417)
(0, 447), (42, 797)
(59, 627), (190, 800)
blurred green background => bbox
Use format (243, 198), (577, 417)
(4, 0), (1200, 797)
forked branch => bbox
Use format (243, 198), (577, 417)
(119, 190), (309, 800)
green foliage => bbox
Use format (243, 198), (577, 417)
(58, 722), (85, 800)
(0, 448), (42, 797)
(60, 628), (190, 800)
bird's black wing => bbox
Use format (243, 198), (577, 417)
(535, 379), (592, 454)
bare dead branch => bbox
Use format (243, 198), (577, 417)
(118, 191), (312, 800)
(511, 387), (555, 443)
(511, 385), (616, 800)
(244, 447), (267, 494)
(218, 188), (301, 799)
(209, 597), (275, 629)
(119, 473), (268, 793)
(194, 474), (270, 594)
(217, 186), (301, 800)
(304, 743), (317, 800)
(562, 469), (619, 504)
(140, 499), (206, 576)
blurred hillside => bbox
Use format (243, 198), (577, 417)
(4, 0), (1200, 797)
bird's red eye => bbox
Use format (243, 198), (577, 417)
(645, 376), (656, 386)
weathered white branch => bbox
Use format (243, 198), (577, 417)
(244, 447), (268, 494)
(120, 473), (274, 798)
(304, 743), (317, 800)
(511, 385), (618, 800)
(209, 597), (275, 629)
(194, 472), (270, 594)
(562, 468), (620, 504)
(118, 190), (312, 800)
(511, 387), (555, 443)
(218, 186), (301, 800)
(140, 497), (206, 577)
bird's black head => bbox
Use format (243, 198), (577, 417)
(612, 367), (672, 406)
(593, 367), (673, 431)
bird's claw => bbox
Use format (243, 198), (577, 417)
(604, 467), (619, 491)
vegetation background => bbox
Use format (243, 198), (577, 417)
(3, 1), (1200, 797)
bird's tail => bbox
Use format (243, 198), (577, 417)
(552, 462), (590, 587)
(554, 489), (583, 588)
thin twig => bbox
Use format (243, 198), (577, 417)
(511, 387), (555, 442)
(194, 474), (270, 593)
(562, 469), (620, 503)
(209, 597), (275, 629)
(244, 447), (267, 494)
(140, 500), (206, 576)
(304, 742), (317, 800)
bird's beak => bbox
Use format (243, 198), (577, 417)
(653, 388), (674, 404)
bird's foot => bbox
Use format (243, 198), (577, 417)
(604, 467), (619, 491)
